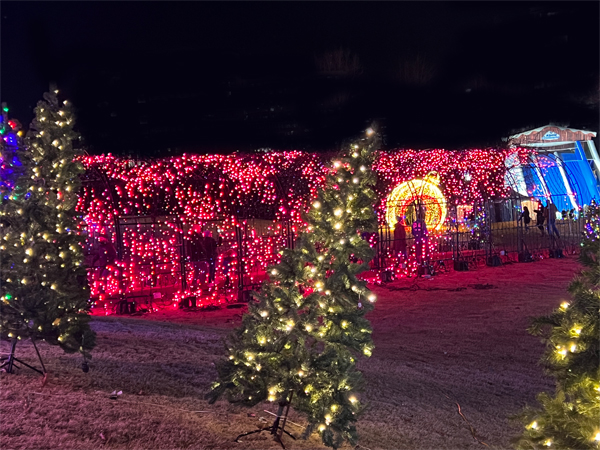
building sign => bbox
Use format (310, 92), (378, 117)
(542, 131), (560, 140)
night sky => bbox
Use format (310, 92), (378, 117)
(1, 1), (598, 155)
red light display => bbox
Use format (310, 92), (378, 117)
(79, 148), (528, 313)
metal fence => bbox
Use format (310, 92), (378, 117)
(85, 216), (293, 312)
(373, 196), (584, 277)
(86, 195), (585, 313)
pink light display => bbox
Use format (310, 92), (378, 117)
(78, 148), (529, 313)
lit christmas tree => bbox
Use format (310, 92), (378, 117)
(0, 103), (25, 193)
(0, 90), (95, 369)
(583, 200), (599, 241)
(516, 238), (599, 449)
(208, 130), (379, 448)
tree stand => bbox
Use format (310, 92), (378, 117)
(0, 338), (47, 376)
(235, 392), (296, 449)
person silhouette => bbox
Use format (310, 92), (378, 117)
(412, 206), (428, 264)
(393, 215), (407, 263)
(519, 206), (531, 231)
(546, 202), (560, 238)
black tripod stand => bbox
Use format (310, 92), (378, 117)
(235, 392), (296, 449)
(0, 338), (47, 376)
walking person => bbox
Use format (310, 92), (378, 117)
(534, 203), (546, 236)
(546, 201), (560, 238)
(519, 206), (531, 231)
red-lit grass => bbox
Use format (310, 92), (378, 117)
(1, 257), (579, 449)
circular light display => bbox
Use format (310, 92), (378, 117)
(386, 172), (447, 231)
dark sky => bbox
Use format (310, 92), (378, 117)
(1, 1), (598, 153)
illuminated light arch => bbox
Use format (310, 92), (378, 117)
(385, 172), (447, 232)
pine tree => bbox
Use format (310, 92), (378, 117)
(0, 90), (95, 361)
(516, 238), (600, 449)
(208, 130), (379, 448)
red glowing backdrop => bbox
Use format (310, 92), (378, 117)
(78, 148), (527, 313)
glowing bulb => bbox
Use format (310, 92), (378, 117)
(305, 324), (313, 332)
(334, 223), (341, 229)
(334, 208), (342, 216)
(349, 396), (357, 404)
(313, 201), (321, 209)
(260, 310), (268, 317)
(368, 294), (376, 303)
(560, 302), (570, 310)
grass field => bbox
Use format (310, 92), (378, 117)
(0, 257), (580, 450)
